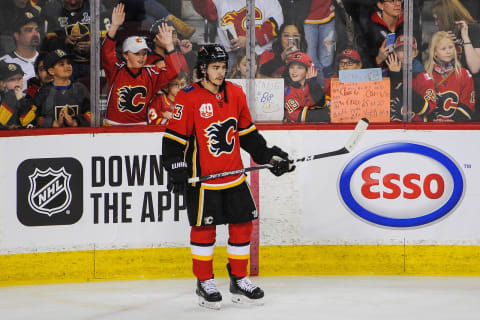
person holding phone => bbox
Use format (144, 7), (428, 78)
(259, 22), (308, 78)
(364, 0), (404, 70)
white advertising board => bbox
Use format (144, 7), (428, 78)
(258, 129), (480, 245)
(2, 128), (480, 255)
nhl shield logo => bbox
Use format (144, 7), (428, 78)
(27, 167), (72, 216)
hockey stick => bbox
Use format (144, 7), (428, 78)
(187, 118), (369, 183)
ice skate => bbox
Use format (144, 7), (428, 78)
(227, 263), (264, 305)
(196, 278), (222, 310)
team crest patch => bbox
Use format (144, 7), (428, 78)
(205, 117), (237, 156)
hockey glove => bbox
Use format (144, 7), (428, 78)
(166, 161), (189, 195)
(268, 146), (295, 177)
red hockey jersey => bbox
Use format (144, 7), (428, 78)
(284, 82), (317, 122)
(431, 67), (475, 121)
(101, 36), (180, 125)
(163, 81), (255, 188)
(148, 92), (174, 125)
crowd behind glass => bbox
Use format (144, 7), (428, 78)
(1, 0), (479, 129)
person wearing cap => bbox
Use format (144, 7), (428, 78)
(24, 52), (53, 99)
(146, 18), (195, 77)
(101, 3), (180, 126)
(29, 49), (91, 128)
(0, 0), (41, 50)
(0, 11), (42, 91)
(41, 0), (111, 80)
(283, 51), (329, 122)
(323, 48), (363, 105)
(385, 34), (437, 122)
(0, 61), (36, 129)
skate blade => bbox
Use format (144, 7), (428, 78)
(231, 294), (264, 306)
(198, 296), (221, 310)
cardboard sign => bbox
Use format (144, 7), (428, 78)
(339, 68), (382, 83)
(228, 78), (284, 121)
(330, 78), (390, 123)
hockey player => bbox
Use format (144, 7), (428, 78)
(162, 44), (295, 309)
(102, 3), (180, 126)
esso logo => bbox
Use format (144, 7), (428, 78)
(338, 142), (465, 228)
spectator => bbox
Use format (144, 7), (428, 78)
(259, 22), (308, 78)
(0, 0), (42, 55)
(424, 31), (475, 122)
(283, 52), (329, 122)
(147, 70), (188, 125)
(0, 61), (36, 129)
(24, 52), (53, 99)
(385, 35), (436, 122)
(31, 49), (91, 127)
(42, 0), (111, 80)
(324, 48), (363, 105)
(303, 0), (336, 87)
(147, 18), (195, 77)
(432, 0), (480, 120)
(0, 12), (42, 91)
(102, 3), (180, 126)
(364, 0), (404, 72)
(230, 50), (259, 79)
(192, 0), (284, 68)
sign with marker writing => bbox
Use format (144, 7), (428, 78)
(229, 78), (284, 121)
(330, 78), (390, 123)
(339, 68), (382, 83)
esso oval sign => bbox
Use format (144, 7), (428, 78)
(338, 142), (465, 228)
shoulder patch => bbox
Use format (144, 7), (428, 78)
(183, 85), (195, 92)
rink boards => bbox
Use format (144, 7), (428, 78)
(1, 124), (480, 285)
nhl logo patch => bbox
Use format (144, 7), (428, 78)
(28, 167), (72, 216)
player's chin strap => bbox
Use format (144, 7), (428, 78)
(203, 74), (228, 103)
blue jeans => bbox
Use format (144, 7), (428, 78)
(304, 19), (336, 86)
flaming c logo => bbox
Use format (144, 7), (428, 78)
(221, 8), (262, 30)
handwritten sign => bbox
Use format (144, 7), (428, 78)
(330, 78), (390, 123)
(339, 68), (382, 83)
(228, 78), (284, 121)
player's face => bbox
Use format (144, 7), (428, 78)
(435, 37), (455, 63)
(15, 22), (41, 48)
(338, 58), (361, 70)
(49, 58), (73, 79)
(206, 62), (227, 86)
(5, 75), (23, 91)
(288, 62), (307, 83)
(37, 61), (54, 84)
(124, 50), (148, 69)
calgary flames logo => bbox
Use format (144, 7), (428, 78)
(221, 8), (262, 31)
(117, 86), (147, 113)
(205, 118), (237, 157)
